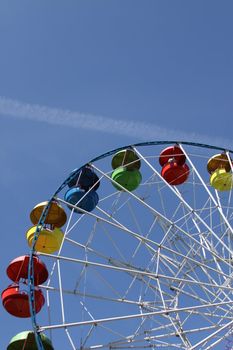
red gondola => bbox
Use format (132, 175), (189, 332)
(161, 162), (190, 185)
(6, 255), (48, 286)
(2, 284), (45, 318)
(159, 146), (186, 166)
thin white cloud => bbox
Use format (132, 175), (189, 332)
(0, 96), (232, 149)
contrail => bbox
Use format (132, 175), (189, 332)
(0, 96), (231, 149)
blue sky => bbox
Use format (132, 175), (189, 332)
(0, 1), (233, 349)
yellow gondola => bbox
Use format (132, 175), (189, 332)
(207, 153), (233, 191)
(30, 201), (67, 228)
(210, 168), (233, 191)
(207, 153), (231, 174)
(26, 226), (64, 254)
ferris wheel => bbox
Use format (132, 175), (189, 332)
(2, 141), (233, 350)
